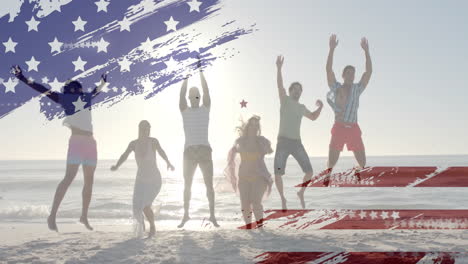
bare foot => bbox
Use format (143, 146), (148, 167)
(47, 215), (58, 232)
(209, 216), (220, 227)
(79, 216), (94, 231)
(297, 191), (306, 209)
(178, 215), (190, 228)
(281, 198), (287, 211)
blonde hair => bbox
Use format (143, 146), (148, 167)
(236, 115), (261, 138)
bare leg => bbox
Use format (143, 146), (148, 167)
(274, 174), (287, 210)
(252, 180), (267, 226)
(238, 179), (252, 226)
(353, 150), (366, 168)
(143, 206), (155, 237)
(48, 164), (80, 231)
(324, 148), (341, 186)
(80, 165), (95, 231)
(178, 158), (197, 228)
(353, 150), (366, 181)
(200, 160), (219, 227)
(297, 171), (313, 209)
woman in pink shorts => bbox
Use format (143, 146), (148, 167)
(12, 65), (107, 231)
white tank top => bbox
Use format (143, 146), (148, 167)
(181, 106), (210, 149)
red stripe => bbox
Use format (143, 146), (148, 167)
(416, 167), (468, 187)
(238, 210), (468, 230)
(295, 166), (468, 187)
(255, 252), (458, 264)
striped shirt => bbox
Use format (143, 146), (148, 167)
(327, 81), (365, 123)
(181, 106), (210, 149)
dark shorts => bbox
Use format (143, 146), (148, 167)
(274, 137), (313, 176)
(183, 145), (213, 179)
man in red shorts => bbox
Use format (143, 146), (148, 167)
(323, 34), (373, 186)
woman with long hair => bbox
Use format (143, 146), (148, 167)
(111, 120), (174, 237)
(225, 115), (273, 227)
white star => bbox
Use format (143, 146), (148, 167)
(49, 78), (63, 92)
(72, 97), (87, 112)
(3, 37), (18, 53)
(164, 16), (179, 32)
(118, 16), (131, 32)
(164, 56), (178, 70)
(26, 56), (41, 72)
(96, 37), (110, 53)
(187, 0), (202, 12)
(381, 211), (389, 220)
(399, 220), (407, 228)
(27, 77), (34, 84)
(391, 211), (400, 221)
(25, 17), (40, 32)
(72, 56), (87, 72)
(141, 78), (154, 91)
(359, 210), (367, 219)
(42, 77), (50, 84)
(3, 78), (18, 93)
(369, 211), (378, 220)
(95, 0), (110, 13)
(140, 37), (153, 52)
(121, 86), (127, 92)
(72, 16), (87, 32)
(118, 57), (132, 72)
(112, 87), (119, 93)
(48, 37), (63, 53)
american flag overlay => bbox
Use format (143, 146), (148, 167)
(0, 0), (255, 119)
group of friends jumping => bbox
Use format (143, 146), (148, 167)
(10, 34), (372, 237)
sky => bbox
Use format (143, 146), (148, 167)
(0, 0), (467, 161)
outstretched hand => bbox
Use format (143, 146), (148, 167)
(276, 55), (284, 69)
(167, 163), (175, 171)
(101, 73), (108, 82)
(10, 65), (22, 77)
(360, 37), (369, 52)
(329, 34), (339, 50)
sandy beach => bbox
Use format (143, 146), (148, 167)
(1, 221), (468, 263)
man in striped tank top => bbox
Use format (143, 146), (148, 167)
(178, 58), (219, 228)
(323, 34), (373, 186)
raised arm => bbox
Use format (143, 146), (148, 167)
(11, 65), (59, 103)
(154, 139), (174, 171)
(358, 37), (372, 89)
(326, 35), (338, 88)
(110, 141), (134, 171)
(304, 100), (324, 121)
(91, 73), (108, 97)
(179, 76), (188, 112)
(276, 55), (286, 102)
(198, 57), (210, 108)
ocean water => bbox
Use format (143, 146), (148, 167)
(0, 155), (467, 225)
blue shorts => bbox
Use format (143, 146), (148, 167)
(274, 137), (313, 176)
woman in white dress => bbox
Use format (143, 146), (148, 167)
(111, 120), (174, 237)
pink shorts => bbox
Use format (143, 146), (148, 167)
(330, 122), (365, 152)
(67, 135), (97, 166)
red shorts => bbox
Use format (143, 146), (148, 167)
(329, 122), (365, 152)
